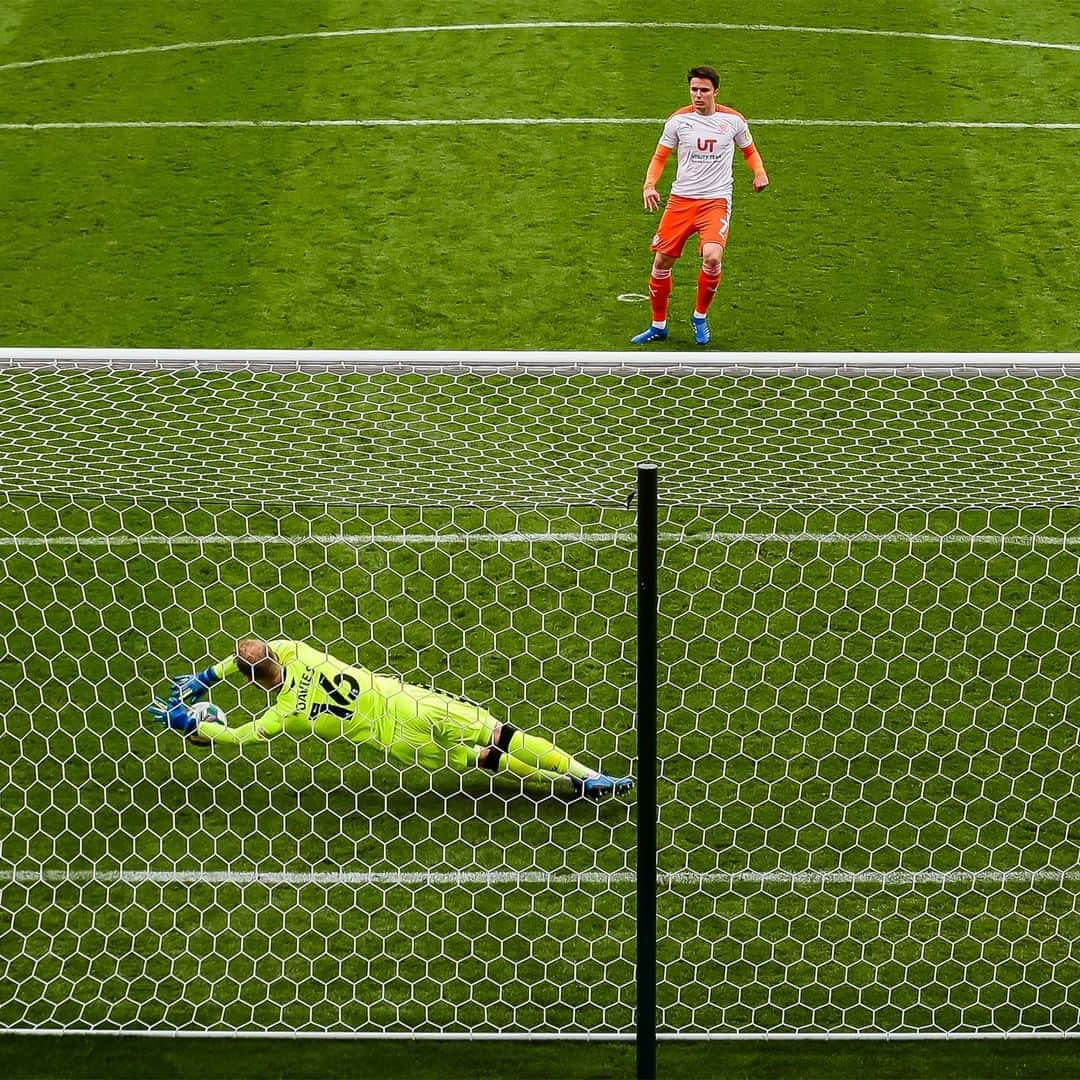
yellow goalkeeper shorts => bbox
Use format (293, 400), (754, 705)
(384, 686), (498, 772)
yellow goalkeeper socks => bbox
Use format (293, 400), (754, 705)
(505, 731), (597, 782)
(498, 755), (564, 784)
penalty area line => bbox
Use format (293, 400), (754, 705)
(1, 118), (1079, 132)
(3, 868), (1077, 887)
(1, 531), (1079, 549)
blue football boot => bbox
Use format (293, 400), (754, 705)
(631, 325), (669, 345)
(571, 774), (635, 800)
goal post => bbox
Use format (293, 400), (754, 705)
(636, 463), (658, 1080)
(1, 350), (1078, 1044)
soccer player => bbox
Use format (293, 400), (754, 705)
(631, 65), (769, 346)
(148, 638), (633, 800)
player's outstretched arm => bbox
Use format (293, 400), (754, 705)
(188, 715), (273, 746)
(192, 703), (284, 745)
(741, 142), (769, 191)
(642, 144), (672, 211)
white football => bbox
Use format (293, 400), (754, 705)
(187, 701), (226, 746)
(190, 701), (227, 726)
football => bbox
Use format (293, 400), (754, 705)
(187, 701), (226, 746)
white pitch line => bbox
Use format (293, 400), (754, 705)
(757, 119), (1080, 129)
(0, 20), (1076, 75)
(3, 868), (1076, 887)
(1, 531), (1079, 550)
(4, 347), (1080, 369)
(1, 118), (1078, 132)
(693, 531), (1080, 548)
(0, 118), (662, 131)
(0, 532), (634, 548)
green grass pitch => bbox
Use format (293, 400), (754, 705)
(1, 2), (1079, 1078)
(0, 0), (1078, 349)
(2, 365), (1079, 1052)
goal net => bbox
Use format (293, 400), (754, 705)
(0, 352), (1077, 1038)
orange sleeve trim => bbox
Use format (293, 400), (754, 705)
(741, 143), (765, 175)
(645, 145), (672, 188)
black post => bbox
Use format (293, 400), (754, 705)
(636, 463), (658, 1080)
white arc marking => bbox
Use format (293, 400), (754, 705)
(0, 21), (1077, 75)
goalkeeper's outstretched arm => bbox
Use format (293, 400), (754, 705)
(166, 655), (246, 705)
(147, 697), (284, 746)
(152, 639), (288, 746)
(168, 640), (287, 705)
(195, 709), (282, 746)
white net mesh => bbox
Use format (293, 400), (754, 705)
(657, 507), (1078, 1034)
(1, 355), (1078, 1036)
(1, 355), (1079, 506)
(1, 502), (638, 1033)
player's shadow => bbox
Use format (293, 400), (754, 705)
(286, 766), (633, 878)
(307, 762), (634, 852)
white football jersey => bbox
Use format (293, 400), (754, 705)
(658, 105), (753, 200)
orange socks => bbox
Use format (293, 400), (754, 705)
(649, 269), (673, 325)
(651, 264), (722, 325)
(695, 267), (722, 316)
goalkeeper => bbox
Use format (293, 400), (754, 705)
(148, 639), (633, 800)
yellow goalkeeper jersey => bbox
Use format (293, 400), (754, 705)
(199, 640), (405, 747)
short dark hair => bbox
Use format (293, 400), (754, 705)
(687, 66), (720, 89)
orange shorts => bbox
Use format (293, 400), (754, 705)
(650, 195), (731, 258)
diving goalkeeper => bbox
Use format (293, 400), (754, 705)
(148, 639), (633, 800)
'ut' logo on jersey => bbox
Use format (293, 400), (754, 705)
(697, 138), (717, 152)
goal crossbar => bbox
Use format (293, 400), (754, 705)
(2, 347), (1080, 373)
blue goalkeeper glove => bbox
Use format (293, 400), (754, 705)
(167, 668), (221, 707)
(147, 697), (198, 736)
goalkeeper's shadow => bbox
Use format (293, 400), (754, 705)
(368, 763), (634, 822)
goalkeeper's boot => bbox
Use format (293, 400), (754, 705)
(631, 325), (669, 345)
(572, 774), (635, 800)
(691, 313), (711, 346)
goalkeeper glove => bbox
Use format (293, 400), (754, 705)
(167, 668), (221, 707)
(147, 697), (198, 736)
